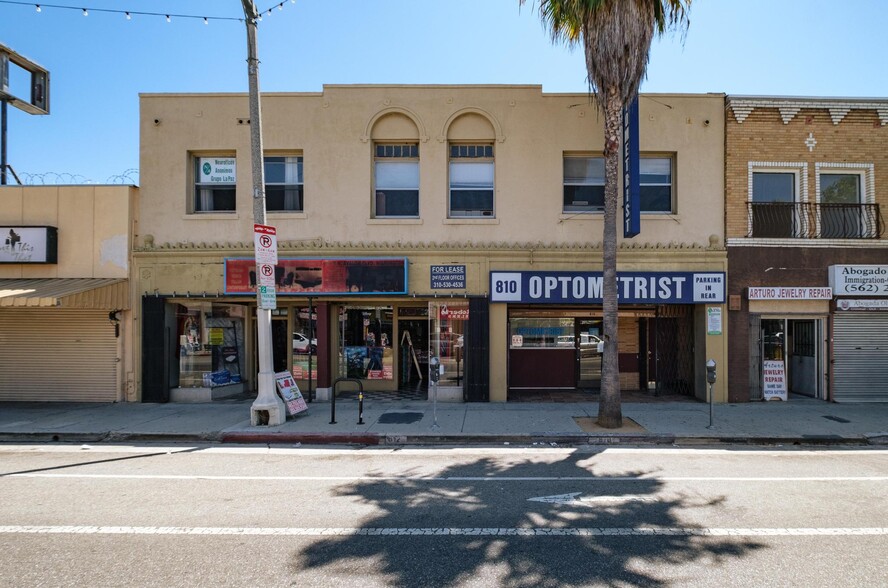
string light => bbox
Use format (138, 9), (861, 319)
(0, 1), (300, 25)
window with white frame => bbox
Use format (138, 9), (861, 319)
(193, 156), (236, 213)
(563, 156), (604, 213)
(264, 156), (303, 212)
(374, 143), (419, 217)
(449, 143), (494, 217)
(639, 157), (673, 212)
(816, 163), (874, 238)
(748, 162), (807, 238)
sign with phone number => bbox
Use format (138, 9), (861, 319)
(490, 270), (725, 304)
(829, 265), (888, 296)
(431, 265), (466, 289)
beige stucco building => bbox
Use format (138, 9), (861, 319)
(135, 85), (728, 404)
(0, 185), (137, 401)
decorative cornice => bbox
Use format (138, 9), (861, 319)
(134, 238), (722, 253)
(727, 96), (888, 125)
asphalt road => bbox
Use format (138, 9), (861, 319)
(1, 443), (886, 587)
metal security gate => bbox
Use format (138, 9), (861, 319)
(653, 305), (694, 396)
(748, 314), (763, 400)
(0, 309), (118, 402)
(832, 312), (888, 402)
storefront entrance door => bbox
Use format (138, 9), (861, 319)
(576, 318), (602, 388)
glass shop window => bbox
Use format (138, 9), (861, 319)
(177, 302), (246, 388)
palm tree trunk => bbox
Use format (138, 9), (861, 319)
(597, 86), (622, 429)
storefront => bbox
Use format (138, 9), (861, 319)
(829, 265), (888, 402)
(745, 287), (831, 401)
(490, 269), (725, 400)
(0, 279), (130, 402)
(140, 256), (478, 403)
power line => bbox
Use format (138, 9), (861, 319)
(0, 0), (297, 24)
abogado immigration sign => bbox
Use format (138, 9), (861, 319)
(490, 271), (725, 304)
(829, 265), (888, 296)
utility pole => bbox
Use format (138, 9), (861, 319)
(241, 0), (285, 425)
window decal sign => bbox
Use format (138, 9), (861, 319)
(490, 270), (725, 304)
(225, 257), (407, 296)
(198, 157), (236, 183)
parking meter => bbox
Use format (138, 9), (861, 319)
(705, 359), (716, 429)
(429, 356), (441, 383)
(706, 359), (717, 384)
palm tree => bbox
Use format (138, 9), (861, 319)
(522, 0), (691, 428)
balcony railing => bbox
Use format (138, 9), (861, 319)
(747, 202), (884, 239)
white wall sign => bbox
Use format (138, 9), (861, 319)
(836, 299), (888, 311)
(198, 157), (236, 183)
(1, 226), (57, 264)
(829, 265), (888, 297)
(706, 307), (722, 335)
(762, 360), (787, 401)
(748, 287), (832, 300)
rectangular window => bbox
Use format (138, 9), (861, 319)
(374, 143), (419, 217)
(563, 156), (673, 213)
(193, 157), (236, 212)
(449, 144), (494, 217)
(640, 157), (673, 212)
(264, 156), (303, 212)
(563, 156), (604, 213)
(820, 172), (863, 238)
(751, 171), (797, 237)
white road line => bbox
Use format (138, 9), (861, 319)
(0, 525), (885, 537)
(5, 473), (888, 482)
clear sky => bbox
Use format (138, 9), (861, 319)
(2, 0), (887, 184)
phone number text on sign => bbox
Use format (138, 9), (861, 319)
(431, 265), (466, 289)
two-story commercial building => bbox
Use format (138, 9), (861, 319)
(725, 96), (888, 402)
(135, 85), (728, 404)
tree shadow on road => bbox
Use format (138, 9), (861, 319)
(291, 450), (764, 587)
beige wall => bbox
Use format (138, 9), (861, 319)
(0, 185), (136, 279)
(136, 86), (728, 402)
(139, 87), (725, 251)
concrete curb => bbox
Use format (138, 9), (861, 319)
(0, 431), (879, 447)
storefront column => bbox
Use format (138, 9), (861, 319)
(699, 303), (728, 403)
(489, 302), (508, 402)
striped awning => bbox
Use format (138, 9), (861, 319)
(0, 278), (129, 309)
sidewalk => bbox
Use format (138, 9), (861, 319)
(1, 396), (887, 447)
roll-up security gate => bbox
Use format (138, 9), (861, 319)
(0, 309), (118, 402)
(832, 312), (888, 403)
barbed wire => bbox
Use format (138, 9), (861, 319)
(17, 168), (139, 185)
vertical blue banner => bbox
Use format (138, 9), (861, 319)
(622, 96), (640, 238)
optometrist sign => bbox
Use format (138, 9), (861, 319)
(490, 271), (725, 304)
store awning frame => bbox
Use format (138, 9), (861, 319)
(0, 278), (129, 309)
